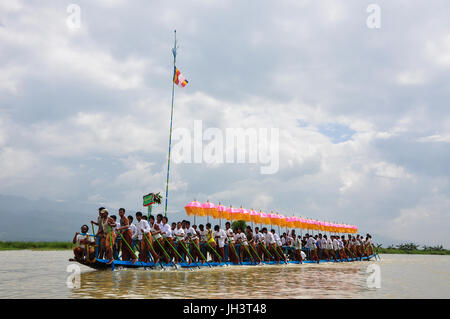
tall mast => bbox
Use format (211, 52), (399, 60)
(164, 30), (177, 218)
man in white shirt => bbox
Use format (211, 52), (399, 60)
(293, 234), (303, 263)
(128, 215), (138, 250)
(213, 225), (227, 261)
(254, 227), (264, 261)
(173, 222), (188, 263)
(271, 229), (287, 263)
(185, 221), (200, 262)
(135, 212), (158, 264)
(71, 224), (95, 261)
(305, 234), (319, 263)
(161, 216), (178, 262)
(225, 222), (239, 264)
(263, 228), (279, 262)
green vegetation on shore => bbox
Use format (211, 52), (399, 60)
(376, 243), (450, 255)
(0, 241), (73, 251)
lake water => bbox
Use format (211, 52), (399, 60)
(0, 250), (448, 298)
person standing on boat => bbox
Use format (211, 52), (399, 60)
(331, 236), (341, 262)
(173, 222), (188, 263)
(225, 222), (239, 264)
(365, 234), (373, 256)
(161, 216), (177, 262)
(205, 223), (218, 262)
(198, 224), (208, 258)
(254, 227), (265, 261)
(91, 207), (105, 259)
(263, 228), (279, 263)
(246, 226), (259, 263)
(128, 215), (138, 250)
(185, 221), (201, 262)
(272, 229), (287, 262)
(115, 208), (136, 263)
(149, 215), (170, 264)
(214, 225), (227, 261)
(100, 209), (117, 265)
(293, 234), (303, 263)
(135, 212), (159, 264)
(305, 233), (319, 263)
(236, 228), (248, 262)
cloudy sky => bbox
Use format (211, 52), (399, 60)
(1, 0), (449, 247)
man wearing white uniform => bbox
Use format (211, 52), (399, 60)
(292, 234), (303, 263)
(263, 228), (279, 262)
(135, 212), (158, 264)
(225, 222), (239, 264)
(305, 233), (319, 263)
(213, 225), (227, 261)
(184, 220), (201, 262)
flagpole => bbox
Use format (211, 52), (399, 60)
(164, 30), (177, 218)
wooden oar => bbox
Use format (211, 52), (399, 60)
(153, 235), (177, 269)
(162, 235), (193, 271)
(260, 242), (275, 261)
(228, 242), (241, 264)
(241, 243), (256, 264)
(248, 243), (262, 263)
(178, 238), (200, 269)
(205, 241), (223, 263)
(116, 230), (145, 267)
(190, 239), (212, 268)
(143, 233), (164, 269)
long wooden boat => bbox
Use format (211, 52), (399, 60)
(73, 254), (377, 271)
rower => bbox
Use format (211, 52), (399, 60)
(293, 234), (303, 263)
(305, 233), (319, 263)
(173, 222), (187, 263)
(254, 227), (264, 261)
(198, 224), (208, 258)
(128, 215), (138, 250)
(225, 222), (238, 264)
(116, 208), (136, 263)
(236, 228), (249, 262)
(90, 207), (105, 259)
(245, 226), (259, 263)
(101, 209), (117, 265)
(264, 228), (279, 263)
(136, 212), (159, 264)
(271, 229), (287, 262)
(213, 225), (227, 261)
(205, 223), (217, 262)
(185, 221), (200, 262)
(161, 216), (177, 262)
(150, 215), (170, 264)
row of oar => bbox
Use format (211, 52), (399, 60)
(92, 222), (291, 269)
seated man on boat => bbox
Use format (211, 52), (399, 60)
(71, 224), (95, 262)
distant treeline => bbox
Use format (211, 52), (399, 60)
(0, 241), (73, 250)
(376, 243), (450, 255)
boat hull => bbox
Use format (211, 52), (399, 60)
(73, 254), (377, 270)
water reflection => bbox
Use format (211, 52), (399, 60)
(72, 263), (367, 299)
